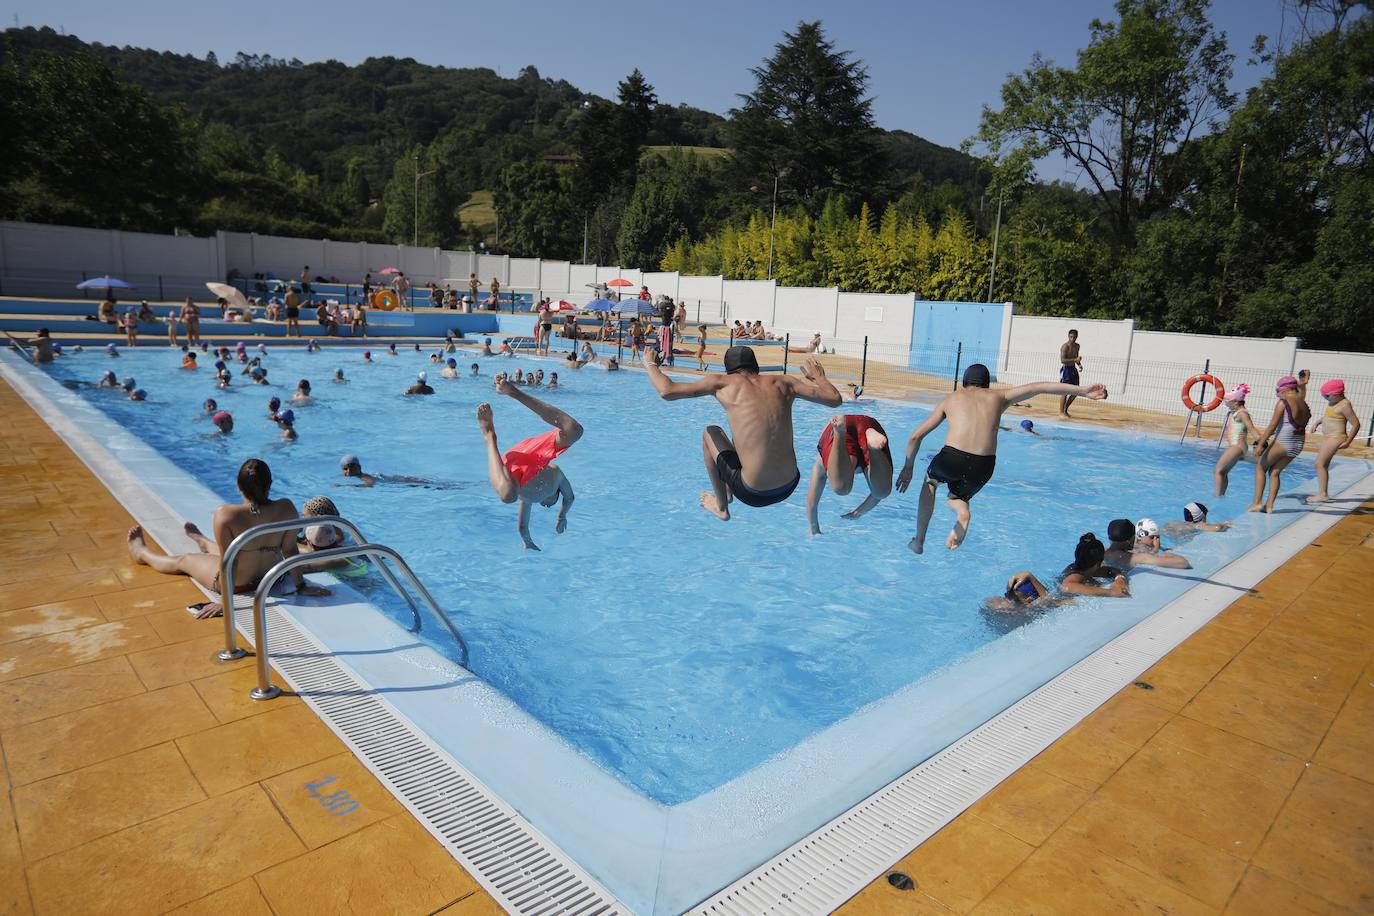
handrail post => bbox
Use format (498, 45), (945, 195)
(861, 335), (869, 388)
(249, 543), (469, 701)
(952, 342), (963, 392)
(782, 333), (790, 374)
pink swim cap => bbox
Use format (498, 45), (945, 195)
(1224, 383), (1251, 403)
(1320, 379), (1345, 398)
(1275, 376), (1299, 393)
(211, 410), (232, 428)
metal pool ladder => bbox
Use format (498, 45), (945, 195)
(210, 517), (469, 699)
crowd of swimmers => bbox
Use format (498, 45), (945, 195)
(10, 326), (1365, 621)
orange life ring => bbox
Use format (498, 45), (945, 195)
(372, 290), (398, 311)
(1181, 374), (1225, 413)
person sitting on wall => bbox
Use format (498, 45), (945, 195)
(97, 297), (117, 324)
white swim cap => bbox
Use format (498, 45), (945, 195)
(1135, 518), (1159, 540)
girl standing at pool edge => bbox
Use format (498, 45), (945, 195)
(1213, 383), (1255, 497)
(1307, 379), (1361, 503)
(1249, 372), (1312, 513)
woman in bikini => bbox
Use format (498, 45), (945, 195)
(1250, 372), (1312, 513)
(1307, 379), (1361, 503)
(126, 458), (329, 617)
(1213, 383), (1256, 497)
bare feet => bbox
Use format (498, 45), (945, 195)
(184, 522), (214, 554)
(908, 536), (924, 554)
(1247, 502), (1265, 512)
(699, 491), (730, 521)
(127, 525), (148, 564)
(1305, 495), (1330, 504)
(947, 524), (967, 550)
(1058, 413), (1071, 420)
(476, 402), (495, 435)
(829, 414), (845, 435)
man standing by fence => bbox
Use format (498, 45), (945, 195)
(1058, 329), (1083, 419)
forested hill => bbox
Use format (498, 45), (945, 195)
(0, 26), (981, 241)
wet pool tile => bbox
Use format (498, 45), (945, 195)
(12, 742), (206, 862)
(25, 785), (303, 916)
(0, 597), (104, 646)
(0, 618), (160, 684)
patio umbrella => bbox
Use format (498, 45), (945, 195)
(613, 299), (656, 316)
(76, 276), (136, 293)
(585, 297), (619, 312)
(607, 278), (634, 288)
(549, 300), (575, 311)
(379, 267), (402, 275)
(205, 282), (251, 313)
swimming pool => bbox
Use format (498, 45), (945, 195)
(11, 344), (1372, 913)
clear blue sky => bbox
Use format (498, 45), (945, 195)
(13, 0), (1290, 176)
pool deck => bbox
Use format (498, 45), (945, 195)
(2, 373), (1372, 915)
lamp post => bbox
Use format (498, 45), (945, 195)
(413, 153), (437, 248)
(766, 171), (780, 281)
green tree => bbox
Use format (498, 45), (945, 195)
(727, 21), (885, 211)
(381, 144), (462, 247)
(976, 0), (1235, 240)
(617, 68), (657, 144)
(494, 160), (578, 258)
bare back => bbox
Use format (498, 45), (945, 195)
(215, 497), (300, 582)
(939, 388), (1011, 456)
(715, 374), (801, 488)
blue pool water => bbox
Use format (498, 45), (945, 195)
(35, 346), (1369, 811)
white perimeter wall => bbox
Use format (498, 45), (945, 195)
(835, 293), (916, 361)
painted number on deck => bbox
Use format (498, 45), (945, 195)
(304, 775), (361, 817)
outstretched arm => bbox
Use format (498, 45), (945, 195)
(554, 475), (574, 534)
(1005, 381), (1108, 406)
(895, 404), (947, 492)
(788, 358), (843, 407)
(516, 500), (538, 550)
(642, 349), (725, 400)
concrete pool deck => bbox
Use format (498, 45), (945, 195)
(1, 374), (1371, 915)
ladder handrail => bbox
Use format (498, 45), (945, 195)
(216, 515), (420, 660)
(247, 543), (470, 700)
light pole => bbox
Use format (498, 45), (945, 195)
(413, 153), (437, 248)
(985, 187), (1004, 303)
(766, 171), (781, 281)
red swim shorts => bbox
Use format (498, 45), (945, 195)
(503, 429), (570, 486)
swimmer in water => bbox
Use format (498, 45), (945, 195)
(181, 351), (197, 369)
(1019, 419), (1041, 436)
(274, 409), (297, 441)
(500, 341), (515, 356)
(806, 414), (893, 535)
(475, 380), (582, 550)
(442, 358), (460, 379)
(547, 372), (559, 390)
(1307, 378), (1361, 504)
(1159, 502), (1230, 542)
(481, 338), (494, 357)
(844, 383), (867, 402)
(1250, 372), (1312, 513)
(983, 571), (1070, 612)
(99, 370), (118, 388)
(339, 454), (444, 488)
(470, 363), (480, 377)
(266, 396), (281, 417)
(128, 387), (147, 401)
(895, 364), (1107, 553)
(534, 369), (545, 386)
(211, 410), (234, 434)
(362, 350), (373, 363)
(1059, 533), (1130, 597)
(513, 368), (525, 384)
(293, 379), (315, 403)
(202, 398), (218, 414)
(106, 343), (119, 358)
(1213, 384), (1256, 496)
(120, 377), (137, 396)
(216, 369), (232, 389)
(387, 343), (397, 356)
(250, 366), (268, 384)
(429, 351), (443, 364)
(1104, 518), (1191, 569)
(646, 346), (841, 520)
(405, 371), (435, 395)
(333, 367), (347, 383)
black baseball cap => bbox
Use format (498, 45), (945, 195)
(724, 346), (759, 375)
(961, 363), (991, 388)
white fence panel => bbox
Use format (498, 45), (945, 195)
(477, 255), (508, 286)
(722, 280), (776, 326)
(509, 257), (541, 290)
(642, 271), (680, 299)
(835, 293), (915, 359)
(540, 260), (571, 293)
(773, 287), (839, 339)
(569, 263), (598, 291)
(322, 240), (365, 279)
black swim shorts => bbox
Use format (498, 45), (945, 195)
(1060, 364), (1079, 385)
(926, 446), (996, 502)
(715, 450), (800, 508)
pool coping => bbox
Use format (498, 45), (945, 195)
(5, 347), (1372, 915)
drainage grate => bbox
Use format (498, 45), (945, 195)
(258, 603), (624, 915)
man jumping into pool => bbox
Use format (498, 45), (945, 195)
(895, 364), (1108, 553)
(643, 345), (842, 520)
(476, 379), (582, 550)
(806, 414), (893, 535)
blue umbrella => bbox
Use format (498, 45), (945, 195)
(612, 299), (656, 316)
(76, 276), (137, 291)
(584, 297), (619, 312)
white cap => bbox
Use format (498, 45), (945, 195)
(1136, 518), (1159, 540)
(416, 371), (427, 382)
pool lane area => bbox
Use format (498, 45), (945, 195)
(2, 355), (1373, 914)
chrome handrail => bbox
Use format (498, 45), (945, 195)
(248, 543), (470, 700)
(215, 515), (420, 660)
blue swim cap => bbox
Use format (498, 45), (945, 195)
(447, 358), (457, 367)
(101, 370), (115, 381)
(120, 376), (136, 390)
(204, 398), (217, 411)
(275, 409), (295, 424)
(268, 397), (281, 411)
(1020, 419), (1034, 431)
(130, 389), (146, 401)
(214, 360), (226, 370)
(52, 343), (62, 354)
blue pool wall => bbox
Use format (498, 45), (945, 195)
(908, 300), (1007, 381)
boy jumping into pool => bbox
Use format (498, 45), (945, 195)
(895, 364), (1107, 553)
(806, 414), (893, 535)
(476, 380), (581, 550)
(643, 345), (842, 520)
